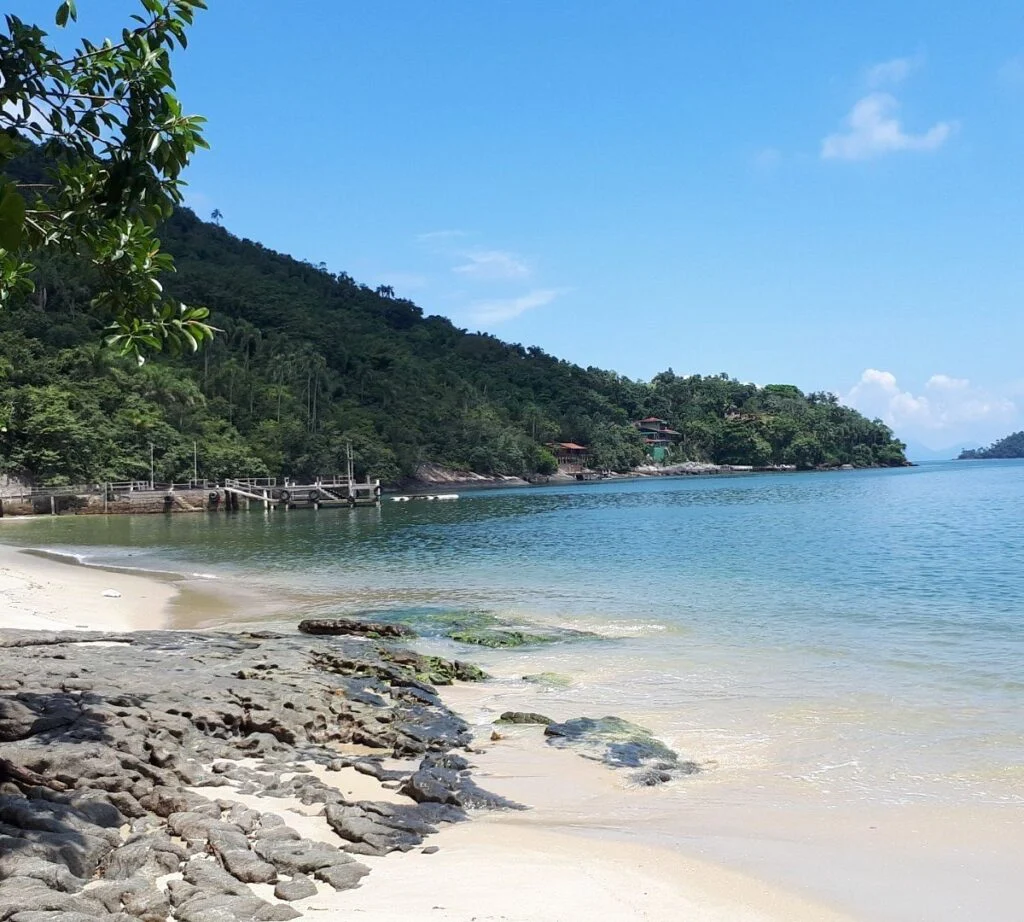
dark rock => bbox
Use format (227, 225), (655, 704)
(313, 861), (371, 891)
(253, 838), (366, 877)
(422, 845), (440, 854)
(496, 711), (553, 725)
(9, 913), (128, 922)
(182, 857), (252, 896)
(544, 715), (698, 783)
(400, 754), (521, 811)
(219, 849), (278, 884)
(89, 878), (170, 921)
(0, 856), (84, 893)
(0, 877), (106, 919)
(273, 874), (318, 901)
(206, 824), (251, 855)
(324, 803), (424, 855)
(298, 619), (414, 639)
(175, 891), (297, 922)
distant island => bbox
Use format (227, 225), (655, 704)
(958, 431), (1024, 460)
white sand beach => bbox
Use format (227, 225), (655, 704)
(0, 540), (176, 631)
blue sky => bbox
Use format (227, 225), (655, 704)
(23, 2), (1024, 451)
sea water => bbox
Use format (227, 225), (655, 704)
(5, 461), (1024, 919)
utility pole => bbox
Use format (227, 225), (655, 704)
(149, 443), (155, 490)
(346, 441), (355, 502)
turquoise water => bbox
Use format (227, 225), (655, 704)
(5, 461), (1024, 805)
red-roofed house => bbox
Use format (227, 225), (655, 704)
(548, 442), (589, 472)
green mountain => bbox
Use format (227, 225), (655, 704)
(959, 432), (1024, 460)
(0, 206), (907, 486)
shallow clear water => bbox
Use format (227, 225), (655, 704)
(5, 461), (1024, 807)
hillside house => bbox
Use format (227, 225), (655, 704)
(634, 417), (682, 462)
(548, 442), (589, 472)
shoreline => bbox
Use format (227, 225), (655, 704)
(0, 541), (178, 632)
(0, 539), (863, 922)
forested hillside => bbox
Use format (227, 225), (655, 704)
(959, 432), (1024, 460)
(0, 203), (907, 485)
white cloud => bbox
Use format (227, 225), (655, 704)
(845, 368), (1017, 447)
(468, 287), (567, 324)
(865, 56), (920, 88)
(822, 93), (956, 161)
(925, 373), (969, 391)
(453, 249), (530, 281)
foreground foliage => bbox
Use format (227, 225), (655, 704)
(0, 1), (212, 359)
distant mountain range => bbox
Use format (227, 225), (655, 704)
(902, 441), (977, 463)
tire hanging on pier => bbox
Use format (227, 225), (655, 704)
(208, 492), (220, 504)
(308, 489), (320, 502)
(279, 489), (291, 502)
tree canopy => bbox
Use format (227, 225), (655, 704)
(0, 0), (212, 360)
(959, 431), (1024, 460)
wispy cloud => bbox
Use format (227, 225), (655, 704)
(416, 229), (468, 243)
(468, 287), (568, 324)
(865, 56), (921, 88)
(453, 249), (530, 281)
(998, 56), (1024, 88)
(821, 93), (956, 161)
(752, 146), (782, 170)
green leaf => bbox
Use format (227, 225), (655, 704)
(0, 188), (26, 250)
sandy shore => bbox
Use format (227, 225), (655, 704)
(189, 758), (854, 922)
(0, 541), (177, 631)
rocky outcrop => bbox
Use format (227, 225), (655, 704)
(0, 629), (513, 921)
(495, 712), (553, 726)
(544, 715), (700, 785)
(297, 619), (414, 639)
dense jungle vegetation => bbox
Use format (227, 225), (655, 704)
(959, 432), (1024, 460)
(0, 193), (907, 485)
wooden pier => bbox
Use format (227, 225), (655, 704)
(221, 476), (382, 510)
(0, 475), (382, 517)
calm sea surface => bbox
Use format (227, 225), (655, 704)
(6, 461), (1024, 808)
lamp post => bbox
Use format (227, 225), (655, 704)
(149, 443), (155, 490)
(193, 441), (198, 485)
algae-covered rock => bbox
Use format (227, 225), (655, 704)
(521, 672), (573, 688)
(495, 711), (552, 726)
(417, 657), (488, 685)
(348, 607), (598, 648)
(448, 629), (552, 648)
(544, 716), (699, 784)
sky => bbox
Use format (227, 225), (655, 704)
(17, 1), (1024, 453)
